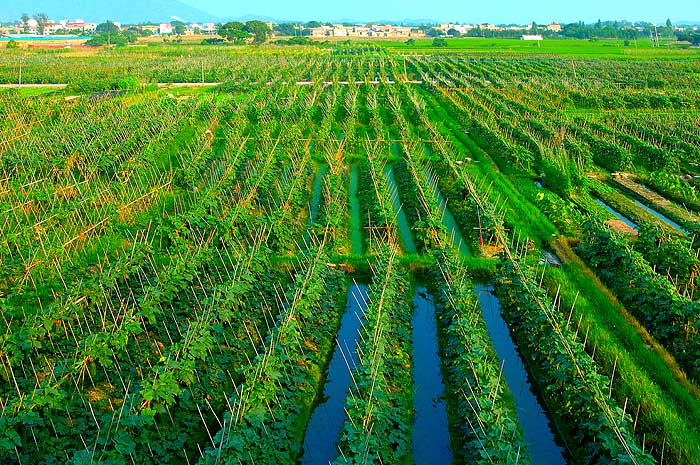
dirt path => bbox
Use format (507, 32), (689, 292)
(2, 80), (423, 89)
(0, 83), (68, 88)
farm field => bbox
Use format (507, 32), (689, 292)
(1, 42), (700, 465)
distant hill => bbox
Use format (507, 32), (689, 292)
(0, 0), (218, 24)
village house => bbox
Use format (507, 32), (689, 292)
(138, 25), (160, 34)
(440, 23), (473, 34)
(202, 23), (217, 34)
(159, 23), (173, 35)
(309, 25), (332, 37)
(64, 20), (97, 32)
(332, 27), (348, 37)
(348, 26), (372, 37)
(43, 22), (64, 34)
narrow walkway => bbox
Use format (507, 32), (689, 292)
(0, 80), (424, 89)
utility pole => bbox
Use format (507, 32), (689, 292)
(654, 25), (660, 47)
(19, 58), (22, 86)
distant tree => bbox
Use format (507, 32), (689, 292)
(85, 32), (133, 46)
(20, 13), (30, 32)
(122, 30), (137, 42)
(274, 23), (297, 36)
(305, 21), (322, 28)
(202, 37), (225, 45)
(274, 36), (311, 45)
(405, 38), (416, 45)
(86, 23), (137, 47)
(466, 26), (483, 37)
(664, 18), (674, 37)
(33, 13), (48, 34)
(531, 21), (539, 33)
(426, 28), (442, 37)
(244, 20), (271, 44)
(677, 31), (700, 45)
(172, 21), (187, 36)
(96, 21), (120, 34)
(432, 38), (448, 47)
(128, 26), (152, 37)
(218, 21), (250, 42)
(447, 28), (461, 37)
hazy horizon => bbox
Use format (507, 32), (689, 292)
(0, 0), (697, 25)
(181, 0), (697, 24)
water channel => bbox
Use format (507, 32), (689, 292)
(475, 285), (567, 465)
(385, 167), (417, 253)
(349, 166), (364, 255)
(631, 198), (688, 234)
(594, 198), (638, 230)
(300, 283), (368, 465)
(412, 287), (453, 465)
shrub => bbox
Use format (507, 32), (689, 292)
(115, 77), (139, 91)
(201, 38), (225, 45)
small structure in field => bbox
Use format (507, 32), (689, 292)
(541, 251), (561, 267)
(522, 34), (543, 41)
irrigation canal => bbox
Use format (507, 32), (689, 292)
(303, 163), (567, 464)
(594, 198), (638, 230)
(428, 173), (473, 257)
(349, 166), (364, 255)
(302, 164), (327, 249)
(476, 285), (567, 465)
(411, 287), (452, 465)
(300, 283), (368, 465)
(430, 174), (565, 464)
(631, 198), (688, 234)
(385, 167), (417, 254)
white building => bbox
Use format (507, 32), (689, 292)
(440, 23), (473, 34)
(332, 27), (348, 37)
(25, 18), (39, 33)
(310, 26), (331, 37)
(65, 19), (95, 32)
(44, 22), (64, 34)
(159, 23), (173, 35)
(348, 26), (371, 37)
(522, 34), (543, 41)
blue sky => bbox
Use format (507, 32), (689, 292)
(182, 0), (697, 23)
